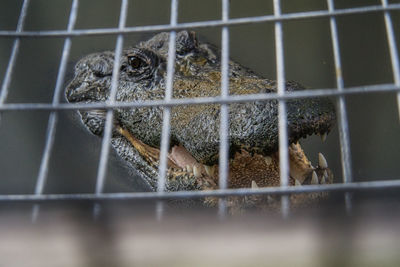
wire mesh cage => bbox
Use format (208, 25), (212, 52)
(1, 0), (400, 265)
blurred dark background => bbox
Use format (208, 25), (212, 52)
(0, 0), (399, 198)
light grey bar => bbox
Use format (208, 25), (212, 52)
(327, 0), (353, 215)
(93, 0), (128, 218)
(218, 0), (230, 219)
(32, 0), (79, 223)
(0, 83), (399, 112)
(157, 0), (178, 193)
(274, 0), (290, 218)
(156, 0), (178, 221)
(0, 0), (30, 105)
(1, 4), (399, 38)
(1, 179), (400, 202)
(381, 0), (400, 120)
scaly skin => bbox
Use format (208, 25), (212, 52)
(66, 31), (336, 210)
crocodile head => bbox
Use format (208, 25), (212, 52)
(66, 31), (336, 209)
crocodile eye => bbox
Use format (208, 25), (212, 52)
(125, 48), (159, 80)
(128, 56), (143, 69)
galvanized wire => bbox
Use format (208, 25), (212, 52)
(32, 0), (79, 222)
(381, 0), (400, 120)
(1, 83), (399, 112)
(0, 0), (30, 107)
(273, 0), (290, 218)
(156, 0), (178, 221)
(93, 0), (129, 218)
(1, 178), (400, 202)
(327, 0), (353, 215)
(217, 0), (230, 219)
(1, 4), (399, 38)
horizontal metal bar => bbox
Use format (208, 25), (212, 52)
(0, 83), (399, 112)
(0, 4), (399, 38)
(0, 179), (400, 202)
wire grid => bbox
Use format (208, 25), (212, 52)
(0, 0), (400, 220)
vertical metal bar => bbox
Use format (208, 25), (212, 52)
(327, 0), (353, 215)
(32, 0), (79, 223)
(93, 0), (128, 219)
(218, 0), (230, 219)
(273, 0), (290, 218)
(156, 0), (178, 221)
(381, 0), (400, 120)
(0, 0), (30, 110)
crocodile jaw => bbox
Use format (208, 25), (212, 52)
(117, 124), (332, 193)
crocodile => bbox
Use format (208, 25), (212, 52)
(65, 31), (336, 210)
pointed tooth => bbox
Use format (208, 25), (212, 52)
(186, 165), (192, 173)
(318, 153), (328, 169)
(264, 156), (272, 165)
(295, 179), (302, 186)
(251, 180), (259, 189)
(311, 171), (319, 185)
(193, 165), (201, 178)
(320, 133), (327, 142)
(323, 170), (329, 183)
(321, 175), (326, 184)
(204, 165), (214, 177)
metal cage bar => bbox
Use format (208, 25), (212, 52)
(327, 0), (353, 215)
(1, 4), (400, 38)
(0, 0), (30, 107)
(2, 178), (400, 202)
(273, 0), (290, 218)
(381, 0), (400, 120)
(156, 0), (178, 220)
(217, 0), (230, 219)
(93, 0), (129, 218)
(0, 83), (399, 112)
(32, 0), (79, 222)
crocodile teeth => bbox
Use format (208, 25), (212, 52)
(311, 171), (319, 185)
(251, 180), (259, 189)
(204, 165), (214, 177)
(295, 179), (302, 186)
(318, 153), (328, 169)
(320, 133), (327, 142)
(323, 170), (329, 183)
(193, 165), (201, 178)
(321, 175), (326, 184)
(186, 164), (192, 173)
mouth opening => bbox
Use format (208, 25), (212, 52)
(116, 125), (332, 191)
